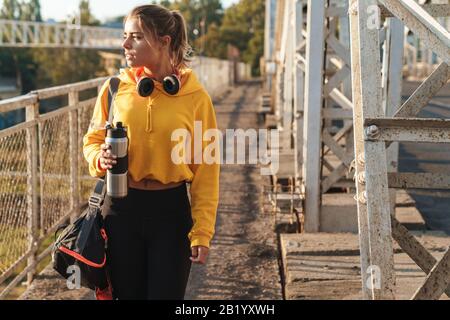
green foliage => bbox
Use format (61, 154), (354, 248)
(1, 0), (21, 19)
(155, 0), (264, 76)
(31, 48), (105, 89)
(78, 0), (100, 26)
(19, 0), (42, 21)
(31, 0), (107, 89)
(0, 0), (42, 21)
(1, 0), (266, 91)
(166, 0), (224, 53)
(196, 22), (228, 59)
(0, 0), (108, 95)
(219, 0), (265, 76)
(0, 1), (41, 93)
(0, 226), (57, 300)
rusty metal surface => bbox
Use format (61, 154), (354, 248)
(399, 81), (450, 233)
(388, 172), (450, 189)
(413, 247), (450, 300)
(364, 117), (450, 143)
(391, 217), (450, 299)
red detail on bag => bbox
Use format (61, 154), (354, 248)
(100, 228), (108, 241)
(59, 245), (106, 268)
(96, 270), (113, 300)
(95, 285), (113, 300)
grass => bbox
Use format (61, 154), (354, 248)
(0, 176), (95, 300)
(0, 155), (97, 299)
(0, 225), (28, 272)
(0, 228), (57, 300)
(0, 173), (95, 197)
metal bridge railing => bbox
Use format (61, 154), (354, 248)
(350, 0), (450, 301)
(263, 0), (450, 300)
(0, 19), (123, 49)
(0, 77), (108, 299)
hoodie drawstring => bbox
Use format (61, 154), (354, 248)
(146, 104), (152, 132)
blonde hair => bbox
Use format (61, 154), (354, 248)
(124, 4), (192, 70)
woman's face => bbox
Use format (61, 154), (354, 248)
(122, 18), (168, 70)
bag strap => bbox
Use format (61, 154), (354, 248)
(107, 77), (120, 125)
(88, 77), (120, 209)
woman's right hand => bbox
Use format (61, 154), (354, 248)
(99, 143), (117, 170)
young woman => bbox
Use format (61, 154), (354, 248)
(83, 4), (220, 300)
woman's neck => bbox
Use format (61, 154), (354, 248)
(144, 60), (173, 83)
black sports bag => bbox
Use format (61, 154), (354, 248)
(51, 77), (120, 291)
(52, 199), (108, 290)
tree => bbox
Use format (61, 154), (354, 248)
(0, 0), (104, 93)
(32, 0), (106, 90)
(158, 0), (172, 9)
(20, 0), (42, 21)
(0, 0), (41, 93)
(79, 0), (100, 26)
(153, 0), (265, 75)
(29, 0), (42, 21)
(0, 0), (20, 20)
(196, 22), (227, 59)
(217, 0), (265, 75)
(197, 0), (224, 31)
(0, 0), (20, 78)
(166, 0), (223, 55)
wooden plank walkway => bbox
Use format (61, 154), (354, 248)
(185, 81), (281, 299)
(281, 232), (449, 300)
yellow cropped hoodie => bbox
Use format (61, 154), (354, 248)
(83, 67), (220, 248)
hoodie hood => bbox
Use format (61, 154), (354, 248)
(118, 67), (204, 97)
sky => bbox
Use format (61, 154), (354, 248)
(39, 0), (239, 23)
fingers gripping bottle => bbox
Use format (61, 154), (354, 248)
(105, 122), (128, 198)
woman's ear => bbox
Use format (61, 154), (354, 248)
(161, 35), (171, 48)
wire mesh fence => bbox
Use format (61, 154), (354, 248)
(0, 130), (28, 275)
(78, 101), (97, 204)
(0, 77), (106, 298)
(39, 113), (71, 234)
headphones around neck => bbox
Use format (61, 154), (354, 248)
(135, 67), (181, 97)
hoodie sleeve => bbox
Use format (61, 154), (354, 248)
(188, 91), (220, 248)
(82, 79), (110, 178)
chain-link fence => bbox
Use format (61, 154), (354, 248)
(0, 78), (106, 298)
(0, 130), (28, 277)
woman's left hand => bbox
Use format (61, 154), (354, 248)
(190, 246), (209, 264)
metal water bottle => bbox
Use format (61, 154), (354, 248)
(105, 122), (128, 198)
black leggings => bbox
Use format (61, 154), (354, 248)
(102, 183), (193, 300)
